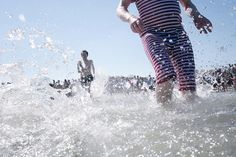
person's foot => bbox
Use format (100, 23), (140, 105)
(181, 90), (198, 103)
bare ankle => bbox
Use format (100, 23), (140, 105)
(181, 90), (197, 102)
(155, 80), (174, 105)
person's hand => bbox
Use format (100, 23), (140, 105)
(193, 14), (213, 34)
(129, 16), (144, 34)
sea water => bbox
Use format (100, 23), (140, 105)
(0, 64), (236, 157)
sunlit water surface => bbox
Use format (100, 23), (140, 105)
(0, 64), (236, 157)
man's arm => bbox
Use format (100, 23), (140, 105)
(91, 60), (95, 76)
(180, 0), (213, 34)
(116, 0), (144, 33)
(77, 61), (82, 73)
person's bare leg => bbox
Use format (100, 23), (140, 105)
(155, 79), (174, 105)
(88, 83), (93, 98)
(181, 90), (197, 102)
(88, 84), (91, 93)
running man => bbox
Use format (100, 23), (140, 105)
(77, 50), (95, 93)
(116, 0), (212, 104)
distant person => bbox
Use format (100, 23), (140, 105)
(49, 80), (56, 88)
(232, 64), (236, 77)
(63, 79), (70, 89)
(77, 50), (95, 93)
(234, 76), (236, 91)
(147, 75), (155, 91)
(131, 76), (138, 92)
(56, 80), (62, 89)
(233, 64), (236, 90)
(117, 0), (212, 104)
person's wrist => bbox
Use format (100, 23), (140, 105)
(128, 15), (137, 24)
(192, 11), (201, 20)
(186, 8), (200, 19)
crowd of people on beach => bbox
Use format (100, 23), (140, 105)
(1, 82), (11, 86)
(105, 75), (155, 94)
(49, 79), (78, 90)
(1, 64), (236, 96)
(201, 64), (236, 92)
(48, 75), (156, 94)
(47, 64), (236, 95)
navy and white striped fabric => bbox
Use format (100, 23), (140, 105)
(135, 0), (196, 91)
(141, 29), (196, 91)
(135, 0), (182, 34)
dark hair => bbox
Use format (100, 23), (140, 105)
(82, 50), (88, 56)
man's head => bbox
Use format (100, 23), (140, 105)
(81, 50), (88, 59)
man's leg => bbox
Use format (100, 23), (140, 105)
(88, 83), (91, 93)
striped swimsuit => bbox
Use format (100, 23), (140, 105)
(135, 0), (196, 91)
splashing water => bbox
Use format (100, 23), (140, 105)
(0, 64), (236, 157)
(1, 2), (236, 155)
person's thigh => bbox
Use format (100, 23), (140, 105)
(170, 32), (196, 91)
(141, 33), (176, 84)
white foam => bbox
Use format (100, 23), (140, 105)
(0, 63), (236, 156)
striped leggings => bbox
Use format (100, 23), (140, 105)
(141, 28), (196, 91)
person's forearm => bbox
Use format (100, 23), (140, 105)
(77, 64), (81, 73)
(116, 0), (136, 24)
(93, 68), (95, 75)
(92, 64), (95, 75)
(181, 0), (200, 18)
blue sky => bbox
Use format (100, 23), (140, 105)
(0, 0), (236, 80)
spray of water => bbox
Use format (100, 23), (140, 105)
(0, 63), (236, 157)
(1, 5), (236, 155)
